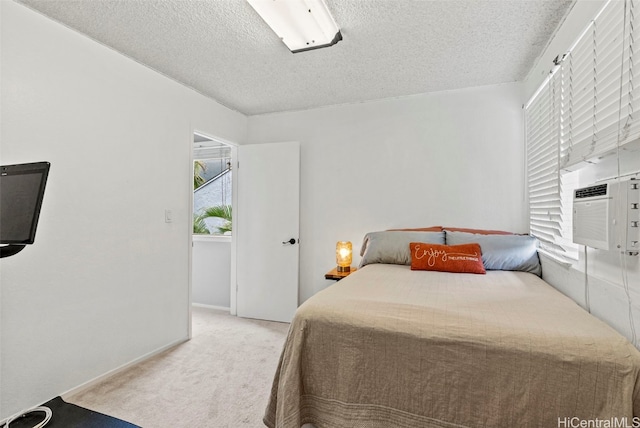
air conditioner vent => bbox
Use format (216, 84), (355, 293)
(575, 184), (608, 199)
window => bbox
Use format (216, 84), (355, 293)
(559, 0), (626, 169)
(526, 69), (578, 260)
(193, 135), (233, 235)
(525, 0), (640, 261)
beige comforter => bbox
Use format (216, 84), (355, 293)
(264, 264), (640, 428)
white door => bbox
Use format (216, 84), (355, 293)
(236, 141), (300, 322)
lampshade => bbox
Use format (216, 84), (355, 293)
(336, 241), (352, 272)
(247, 0), (342, 53)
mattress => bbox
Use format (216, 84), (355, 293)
(264, 264), (640, 428)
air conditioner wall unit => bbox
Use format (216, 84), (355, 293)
(573, 179), (639, 255)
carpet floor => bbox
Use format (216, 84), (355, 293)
(66, 307), (290, 427)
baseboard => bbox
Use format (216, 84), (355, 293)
(192, 303), (230, 312)
(61, 337), (188, 400)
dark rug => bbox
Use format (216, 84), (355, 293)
(7, 396), (140, 428)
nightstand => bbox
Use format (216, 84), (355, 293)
(325, 267), (357, 281)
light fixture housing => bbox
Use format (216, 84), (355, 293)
(247, 0), (342, 53)
(336, 241), (352, 272)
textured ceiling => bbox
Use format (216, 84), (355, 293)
(16, 0), (574, 116)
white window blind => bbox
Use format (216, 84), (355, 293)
(526, 71), (569, 256)
(526, 0), (640, 262)
(561, 22), (595, 166)
(193, 143), (232, 160)
(561, 0), (626, 169)
(619, 0), (640, 145)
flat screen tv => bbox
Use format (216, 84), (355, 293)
(0, 161), (50, 257)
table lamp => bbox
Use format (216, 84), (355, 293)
(336, 241), (352, 272)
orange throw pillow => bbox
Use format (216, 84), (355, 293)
(410, 242), (486, 274)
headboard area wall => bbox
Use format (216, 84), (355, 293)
(247, 83), (526, 303)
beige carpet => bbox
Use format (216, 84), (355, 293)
(66, 306), (290, 427)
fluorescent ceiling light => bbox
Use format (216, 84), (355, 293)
(247, 0), (342, 53)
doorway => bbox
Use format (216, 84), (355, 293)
(188, 136), (301, 328)
(190, 131), (236, 336)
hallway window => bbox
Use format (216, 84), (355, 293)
(193, 135), (232, 235)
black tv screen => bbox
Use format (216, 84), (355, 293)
(0, 162), (50, 245)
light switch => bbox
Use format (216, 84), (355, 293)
(165, 209), (173, 223)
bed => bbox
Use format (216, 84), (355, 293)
(264, 229), (640, 428)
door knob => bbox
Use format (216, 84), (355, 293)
(282, 238), (297, 245)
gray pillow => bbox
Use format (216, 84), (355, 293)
(445, 231), (541, 276)
(359, 231), (445, 267)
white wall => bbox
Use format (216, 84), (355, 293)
(192, 236), (231, 308)
(0, 1), (246, 419)
(247, 83), (526, 303)
(523, 0), (640, 346)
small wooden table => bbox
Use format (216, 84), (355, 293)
(325, 267), (357, 280)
